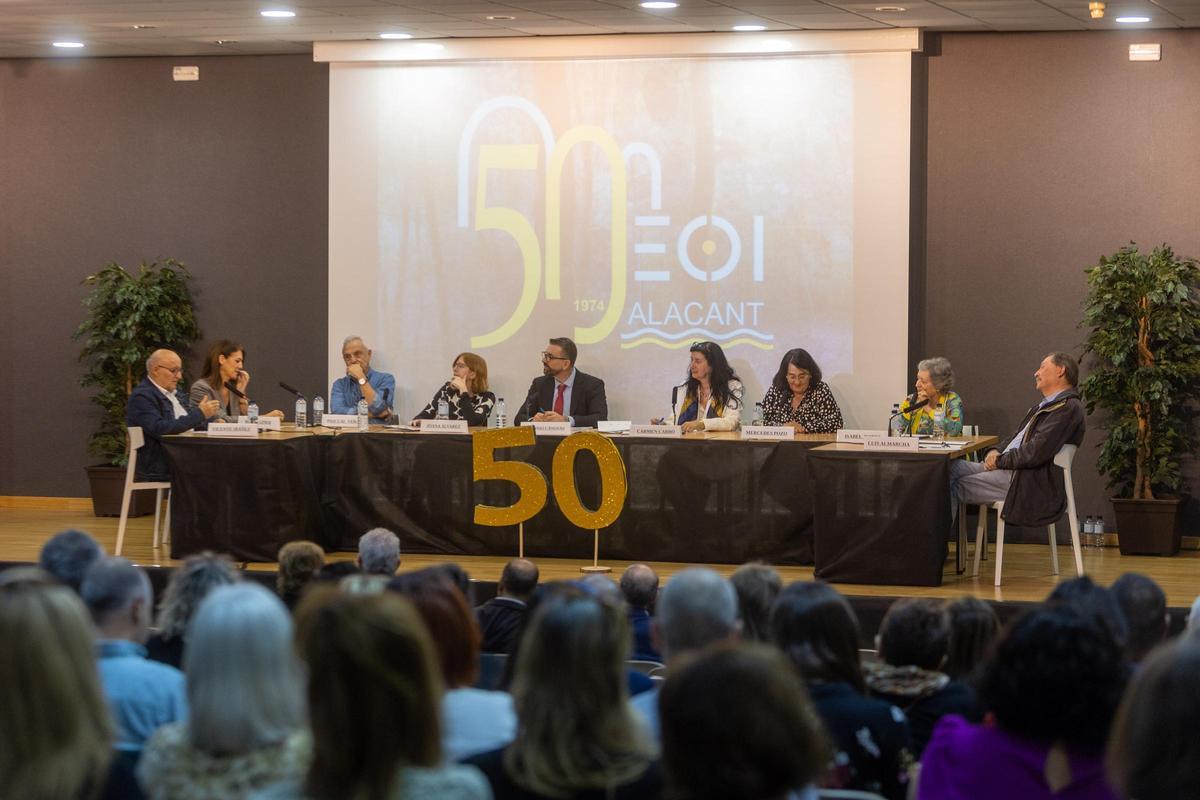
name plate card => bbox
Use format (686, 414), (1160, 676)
(630, 424), (683, 438)
(862, 436), (920, 452)
(206, 422), (258, 438)
(521, 421), (571, 436)
(597, 420), (632, 434)
(320, 414), (360, 428)
(836, 429), (889, 443)
(741, 425), (794, 441)
(421, 419), (469, 434)
(238, 416), (281, 431)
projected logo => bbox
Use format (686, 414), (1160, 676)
(458, 96), (771, 351)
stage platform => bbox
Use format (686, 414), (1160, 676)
(3, 501), (1198, 609)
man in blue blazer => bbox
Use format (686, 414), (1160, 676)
(125, 349), (219, 480)
(513, 336), (608, 428)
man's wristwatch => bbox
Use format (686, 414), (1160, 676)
(357, 377), (366, 386)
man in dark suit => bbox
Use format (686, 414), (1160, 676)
(513, 336), (608, 428)
(475, 558), (539, 654)
(126, 349), (219, 480)
(620, 563), (662, 662)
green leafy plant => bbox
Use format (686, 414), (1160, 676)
(1081, 243), (1200, 499)
(74, 259), (201, 465)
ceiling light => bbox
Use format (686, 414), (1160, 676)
(733, 24), (768, 31)
(52, 41), (85, 48)
(414, 42), (444, 50)
(214, 40), (238, 44)
(260, 9), (296, 18)
(486, 15), (516, 20)
(379, 32), (413, 39)
(875, 6), (907, 11)
(1089, 1), (1105, 18)
(640, 2), (679, 9)
(1115, 15), (1150, 21)
(132, 24), (157, 30)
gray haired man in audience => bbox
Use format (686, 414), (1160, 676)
(38, 528), (104, 594)
(620, 563), (661, 662)
(81, 556), (187, 753)
(357, 527), (401, 576)
(631, 567), (740, 740)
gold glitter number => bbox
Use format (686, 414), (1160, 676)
(551, 431), (628, 530)
(472, 427), (548, 527)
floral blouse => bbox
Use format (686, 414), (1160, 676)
(899, 391), (963, 436)
(760, 382), (844, 433)
(414, 385), (496, 427)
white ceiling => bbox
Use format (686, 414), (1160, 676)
(0, 0), (1192, 58)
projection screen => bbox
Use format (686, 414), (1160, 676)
(321, 32), (916, 427)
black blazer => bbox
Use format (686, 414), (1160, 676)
(513, 369), (608, 428)
(125, 377), (208, 480)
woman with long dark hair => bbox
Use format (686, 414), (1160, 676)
(760, 348), (843, 432)
(188, 339), (282, 422)
(662, 341), (743, 432)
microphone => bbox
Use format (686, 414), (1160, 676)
(224, 379), (247, 399)
(522, 385), (541, 421)
(671, 385), (680, 425)
(279, 381), (303, 398)
(905, 393), (931, 412)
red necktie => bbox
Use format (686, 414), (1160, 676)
(554, 383), (566, 415)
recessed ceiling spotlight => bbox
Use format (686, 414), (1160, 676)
(52, 41), (85, 48)
(214, 39), (239, 44)
(641, 2), (679, 8)
(132, 24), (157, 30)
(379, 32), (413, 39)
(260, 9), (296, 18)
(414, 42), (445, 50)
(486, 15), (516, 20)
(874, 5), (907, 11)
(1115, 15), (1150, 21)
(732, 24), (768, 31)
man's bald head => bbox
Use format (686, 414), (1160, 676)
(499, 558), (539, 600)
(145, 349), (183, 391)
(620, 563), (659, 610)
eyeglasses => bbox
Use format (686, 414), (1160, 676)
(787, 371), (812, 381)
(541, 352), (569, 362)
(690, 341), (713, 353)
(155, 365), (183, 376)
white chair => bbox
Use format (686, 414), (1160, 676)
(972, 443), (1083, 586)
(115, 427), (171, 556)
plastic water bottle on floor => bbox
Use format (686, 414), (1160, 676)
(312, 395), (324, 426)
(1094, 516), (1105, 548)
(1082, 515), (1094, 548)
(437, 397), (450, 420)
(357, 398), (369, 431)
(494, 398), (506, 428)
(247, 401), (259, 423)
(294, 396), (307, 428)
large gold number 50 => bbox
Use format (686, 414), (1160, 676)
(470, 144), (541, 349)
(472, 427), (547, 526)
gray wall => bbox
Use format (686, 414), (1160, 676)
(922, 31), (1200, 536)
(3, 35), (1199, 539)
(0, 55), (328, 496)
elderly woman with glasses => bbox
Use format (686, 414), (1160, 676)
(899, 357), (963, 436)
(656, 341), (744, 433)
(412, 352), (496, 427)
(760, 348), (843, 433)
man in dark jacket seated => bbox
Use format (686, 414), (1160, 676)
(475, 558), (538, 654)
(126, 349), (219, 480)
(950, 351), (1085, 528)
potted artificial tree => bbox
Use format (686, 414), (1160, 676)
(1081, 243), (1200, 555)
(75, 259), (201, 516)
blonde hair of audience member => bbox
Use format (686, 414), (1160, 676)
(183, 583), (304, 753)
(155, 551), (239, 639)
(1107, 640), (1200, 800)
(505, 589), (654, 796)
(294, 587), (443, 800)
(0, 569), (113, 800)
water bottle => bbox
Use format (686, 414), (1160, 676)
(312, 395), (324, 426)
(294, 396), (307, 428)
(494, 397), (507, 428)
(1094, 516), (1105, 548)
(357, 398), (369, 431)
(752, 402), (764, 426)
(1082, 516), (1094, 548)
(437, 397), (450, 420)
(889, 403), (904, 437)
(932, 405), (946, 442)
(247, 401), (259, 423)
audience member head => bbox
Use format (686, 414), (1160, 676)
(0, 569), (113, 800)
(580, 573), (622, 604)
(660, 643), (830, 800)
(506, 589), (652, 796)
(1047, 575), (1129, 652)
(730, 562), (783, 643)
(184, 583), (303, 754)
(294, 588), (442, 800)
(978, 604), (1127, 751)
(878, 598), (951, 672)
(37, 529), (103, 594)
(80, 556), (153, 643)
(434, 562), (473, 603)
(943, 596), (1001, 680)
(357, 527), (401, 576)
(499, 558), (539, 601)
(1108, 640), (1200, 800)
(276, 541), (325, 606)
(155, 551), (239, 640)
(619, 563), (659, 611)
(388, 570), (481, 689)
(770, 581), (864, 692)
(1111, 572), (1168, 663)
(655, 567), (739, 662)
(314, 560), (360, 584)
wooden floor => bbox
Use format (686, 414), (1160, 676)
(2, 503), (1198, 606)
